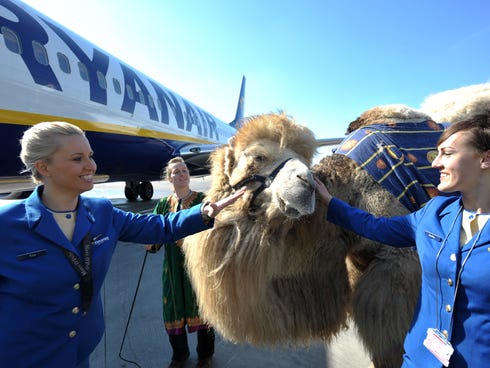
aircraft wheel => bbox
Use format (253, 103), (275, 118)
(124, 182), (139, 201)
(139, 181), (154, 200)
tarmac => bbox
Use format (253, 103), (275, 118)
(1, 176), (371, 368)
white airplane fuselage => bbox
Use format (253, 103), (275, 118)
(0, 0), (243, 199)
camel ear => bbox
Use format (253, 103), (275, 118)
(223, 146), (236, 179)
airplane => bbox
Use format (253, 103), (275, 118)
(0, 0), (345, 201)
(0, 0), (245, 200)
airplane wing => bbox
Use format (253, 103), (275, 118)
(316, 137), (344, 147)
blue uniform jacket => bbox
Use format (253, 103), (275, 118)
(328, 195), (490, 368)
(0, 186), (212, 368)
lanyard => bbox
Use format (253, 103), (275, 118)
(434, 206), (488, 330)
(62, 232), (93, 312)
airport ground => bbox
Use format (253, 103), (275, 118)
(1, 176), (372, 368)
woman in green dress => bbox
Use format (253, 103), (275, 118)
(147, 157), (215, 368)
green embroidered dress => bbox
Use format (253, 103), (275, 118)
(152, 191), (208, 334)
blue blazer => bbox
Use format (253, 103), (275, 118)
(328, 195), (490, 368)
(0, 186), (211, 368)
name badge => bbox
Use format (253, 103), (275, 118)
(17, 249), (47, 261)
(424, 230), (442, 242)
(423, 328), (454, 367)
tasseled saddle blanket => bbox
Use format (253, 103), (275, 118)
(335, 120), (445, 212)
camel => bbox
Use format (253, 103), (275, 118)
(320, 105), (442, 367)
(184, 114), (351, 346)
(183, 85), (490, 367)
(183, 109), (431, 367)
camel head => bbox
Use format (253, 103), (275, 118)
(208, 112), (318, 220)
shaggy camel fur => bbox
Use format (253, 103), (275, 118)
(346, 103), (432, 133)
(314, 154), (420, 368)
(183, 110), (431, 368)
(184, 114), (352, 346)
(317, 105), (439, 367)
(420, 82), (490, 123)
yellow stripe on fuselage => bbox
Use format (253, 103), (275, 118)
(0, 108), (213, 144)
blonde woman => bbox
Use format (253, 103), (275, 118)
(0, 122), (244, 368)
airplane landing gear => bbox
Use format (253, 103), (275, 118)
(124, 181), (154, 201)
(139, 181), (154, 201)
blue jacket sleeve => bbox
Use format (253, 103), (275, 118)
(113, 203), (213, 244)
(326, 197), (416, 248)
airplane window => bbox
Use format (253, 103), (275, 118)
(57, 52), (71, 73)
(78, 62), (89, 82)
(126, 84), (134, 100)
(148, 95), (155, 109)
(113, 78), (122, 94)
(32, 41), (49, 65)
(1, 27), (22, 54)
(96, 71), (107, 89)
(137, 89), (145, 104)
(156, 98), (163, 111)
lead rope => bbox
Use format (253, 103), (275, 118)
(118, 250), (149, 368)
(103, 281), (107, 368)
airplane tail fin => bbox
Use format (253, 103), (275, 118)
(230, 75), (246, 129)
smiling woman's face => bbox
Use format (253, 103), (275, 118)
(432, 131), (484, 194)
(40, 134), (97, 195)
(168, 162), (190, 190)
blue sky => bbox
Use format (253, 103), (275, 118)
(21, 0), (490, 141)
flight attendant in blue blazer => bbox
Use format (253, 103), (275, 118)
(315, 115), (490, 367)
(0, 121), (245, 368)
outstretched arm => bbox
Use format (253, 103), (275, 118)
(201, 186), (247, 219)
(315, 176), (415, 247)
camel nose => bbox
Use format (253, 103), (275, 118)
(296, 170), (315, 188)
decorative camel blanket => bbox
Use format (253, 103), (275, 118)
(335, 120), (445, 212)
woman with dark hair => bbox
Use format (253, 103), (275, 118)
(316, 115), (490, 367)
